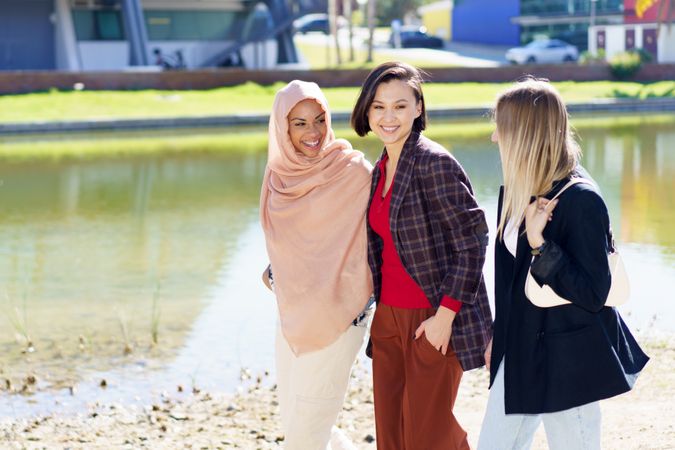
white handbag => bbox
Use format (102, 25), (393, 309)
(525, 178), (630, 308)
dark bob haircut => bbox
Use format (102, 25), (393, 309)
(350, 61), (427, 137)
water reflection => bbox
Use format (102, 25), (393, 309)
(0, 155), (267, 391)
(0, 117), (673, 417)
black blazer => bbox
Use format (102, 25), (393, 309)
(489, 171), (649, 414)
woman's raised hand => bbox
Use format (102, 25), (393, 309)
(525, 197), (558, 249)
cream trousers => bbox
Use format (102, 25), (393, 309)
(275, 321), (366, 450)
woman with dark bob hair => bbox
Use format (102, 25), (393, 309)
(351, 61), (492, 449)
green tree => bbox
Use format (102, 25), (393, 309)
(376, 0), (436, 25)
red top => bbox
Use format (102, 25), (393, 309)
(369, 155), (462, 312)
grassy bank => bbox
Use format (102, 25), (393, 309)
(2, 114), (675, 163)
(0, 129), (270, 162)
(0, 81), (674, 124)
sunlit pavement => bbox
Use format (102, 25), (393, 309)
(294, 28), (509, 67)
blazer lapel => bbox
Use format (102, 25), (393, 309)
(498, 184), (529, 275)
(389, 132), (420, 233)
(367, 152), (384, 213)
(513, 221), (531, 276)
(496, 185), (517, 265)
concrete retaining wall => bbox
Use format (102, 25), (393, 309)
(0, 64), (674, 94)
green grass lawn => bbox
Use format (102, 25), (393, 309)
(0, 81), (673, 124)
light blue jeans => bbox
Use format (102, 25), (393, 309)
(478, 359), (601, 450)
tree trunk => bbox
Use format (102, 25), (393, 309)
(329, 0), (342, 66)
(344, 0), (354, 62)
(367, 0), (375, 63)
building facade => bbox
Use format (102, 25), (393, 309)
(588, 0), (675, 63)
(451, 0), (521, 46)
(418, 0), (452, 40)
(451, 0), (626, 49)
(0, 0), (304, 71)
(515, 0), (625, 48)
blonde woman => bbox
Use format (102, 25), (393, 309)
(478, 78), (648, 449)
(260, 80), (373, 450)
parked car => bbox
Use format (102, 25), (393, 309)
(293, 14), (347, 34)
(388, 26), (444, 49)
(505, 39), (579, 64)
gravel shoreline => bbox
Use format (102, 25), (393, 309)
(1, 337), (672, 449)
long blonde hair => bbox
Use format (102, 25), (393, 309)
(493, 78), (580, 239)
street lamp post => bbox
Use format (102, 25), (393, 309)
(355, 0), (374, 63)
(590, 0), (598, 54)
(366, 0), (375, 62)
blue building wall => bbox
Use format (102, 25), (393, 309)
(0, 0), (55, 70)
(452, 0), (520, 46)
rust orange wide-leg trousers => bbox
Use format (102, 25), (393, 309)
(371, 303), (469, 450)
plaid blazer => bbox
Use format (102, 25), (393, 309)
(367, 132), (493, 370)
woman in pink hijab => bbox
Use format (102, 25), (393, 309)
(260, 80), (373, 449)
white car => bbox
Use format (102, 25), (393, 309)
(506, 39), (579, 65)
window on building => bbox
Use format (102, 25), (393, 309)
(72, 9), (125, 41)
(520, 0), (623, 16)
(145, 11), (247, 41)
(98, 11), (123, 40)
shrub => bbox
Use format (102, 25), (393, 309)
(579, 49), (606, 65)
(609, 51), (642, 80)
(633, 47), (653, 64)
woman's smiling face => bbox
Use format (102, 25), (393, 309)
(287, 99), (327, 157)
(367, 79), (421, 152)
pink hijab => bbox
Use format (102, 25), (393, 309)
(260, 80), (373, 355)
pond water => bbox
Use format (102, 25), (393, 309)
(1, 116), (673, 417)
